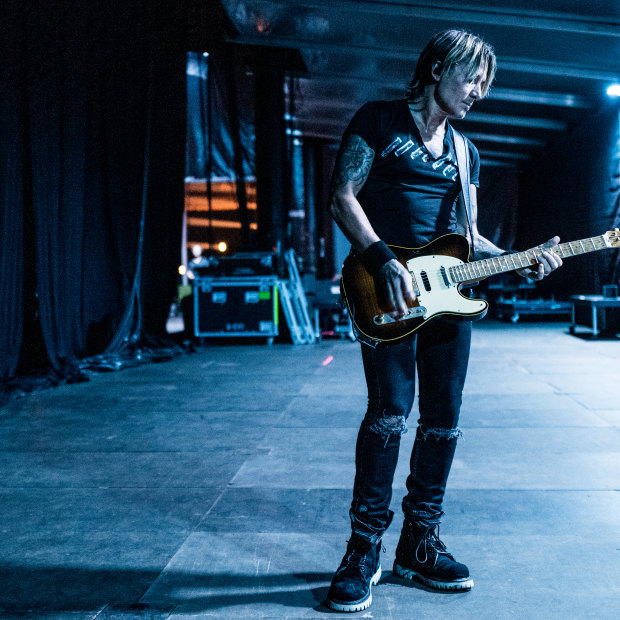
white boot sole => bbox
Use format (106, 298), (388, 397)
(393, 562), (474, 591)
(324, 565), (382, 612)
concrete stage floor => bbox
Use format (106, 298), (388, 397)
(1, 320), (619, 619)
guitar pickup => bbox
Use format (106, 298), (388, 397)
(440, 266), (450, 286)
(373, 306), (426, 324)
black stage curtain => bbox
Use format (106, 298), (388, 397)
(0, 6), (26, 390)
(0, 1), (187, 401)
(186, 51), (255, 181)
(185, 48), (255, 248)
(518, 104), (620, 298)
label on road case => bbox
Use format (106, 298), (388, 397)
(194, 276), (279, 338)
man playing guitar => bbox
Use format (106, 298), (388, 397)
(324, 29), (563, 613)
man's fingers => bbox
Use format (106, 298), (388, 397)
(402, 277), (417, 305)
(393, 264), (415, 314)
(392, 277), (415, 316)
(537, 250), (562, 274)
(531, 236), (562, 278)
(530, 263), (544, 281)
(389, 283), (408, 316)
(516, 236), (563, 281)
(378, 260), (418, 316)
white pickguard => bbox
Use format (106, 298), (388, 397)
(406, 254), (487, 319)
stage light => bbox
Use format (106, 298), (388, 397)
(217, 242), (227, 253)
(606, 84), (620, 97)
(178, 265), (187, 275)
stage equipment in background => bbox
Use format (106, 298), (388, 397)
(277, 250), (317, 344)
(193, 251), (277, 278)
(193, 252), (278, 344)
(490, 275), (572, 324)
(191, 249), (317, 344)
(496, 296), (572, 323)
(570, 288), (620, 339)
(193, 274), (279, 344)
(313, 279), (355, 341)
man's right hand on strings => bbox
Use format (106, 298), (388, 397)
(376, 259), (418, 318)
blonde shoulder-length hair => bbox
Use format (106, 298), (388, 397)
(406, 29), (497, 101)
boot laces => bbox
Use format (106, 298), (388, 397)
(341, 539), (383, 569)
(414, 523), (453, 565)
(344, 549), (366, 568)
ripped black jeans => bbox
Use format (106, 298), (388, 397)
(350, 318), (471, 544)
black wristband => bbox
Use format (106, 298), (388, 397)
(360, 241), (398, 276)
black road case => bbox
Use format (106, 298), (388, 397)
(193, 276), (279, 343)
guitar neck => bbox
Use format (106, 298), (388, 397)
(451, 235), (610, 284)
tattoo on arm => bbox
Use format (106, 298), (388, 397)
(474, 235), (504, 260)
(331, 133), (375, 195)
(474, 239), (501, 260)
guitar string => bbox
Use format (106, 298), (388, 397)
(447, 234), (609, 284)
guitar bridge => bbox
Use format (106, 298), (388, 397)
(373, 306), (426, 325)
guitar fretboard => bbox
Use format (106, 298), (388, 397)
(449, 235), (610, 283)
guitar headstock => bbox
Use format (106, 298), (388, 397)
(604, 229), (620, 248)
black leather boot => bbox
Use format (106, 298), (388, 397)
(393, 513), (473, 591)
(324, 534), (382, 612)
(396, 427), (472, 590)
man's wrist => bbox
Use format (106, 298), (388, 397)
(360, 240), (398, 276)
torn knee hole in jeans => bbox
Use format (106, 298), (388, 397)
(419, 426), (462, 441)
(368, 415), (408, 440)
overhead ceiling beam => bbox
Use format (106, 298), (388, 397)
(269, 0), (620, 37)
(476, 150), (531, 160)
(232, 36), (620, 81)
(461, 112), (567, 131)
(480, 159), (519, 168)
(295, 129), (340, 142)
(293, 73), (592, 108)
(499, 57), (620, 80)
(489, 88), (591, 108)
(464, 133), (546, 146)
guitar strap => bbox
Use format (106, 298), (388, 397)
(452, 127), (476, 255)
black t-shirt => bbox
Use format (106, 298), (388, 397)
(345, 99), (480, 247)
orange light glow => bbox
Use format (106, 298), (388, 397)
(186, 217), (258, 230)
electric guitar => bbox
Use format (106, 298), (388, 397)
(340, 230), (620, 346)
